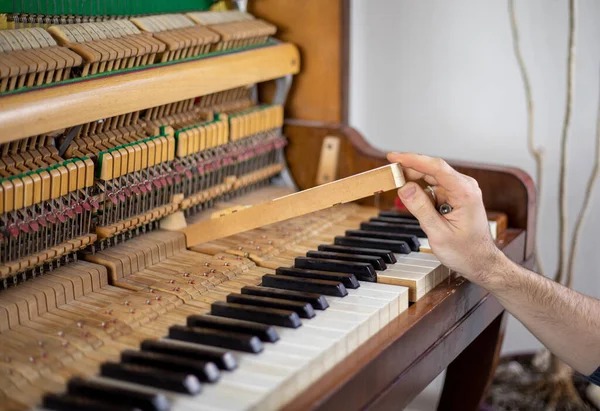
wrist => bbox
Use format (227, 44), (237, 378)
(469, 246), (515, 293)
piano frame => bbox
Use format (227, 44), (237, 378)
(0, 3), (536, 410)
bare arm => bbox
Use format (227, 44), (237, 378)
(387, 152), (600, 377)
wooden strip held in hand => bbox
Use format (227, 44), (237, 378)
(180, 163), (405, 246)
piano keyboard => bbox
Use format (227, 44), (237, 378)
(0, 195), (450, 411)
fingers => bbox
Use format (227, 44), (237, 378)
(399, 166), (439, 186)
(429, 184), (449, 206)
(397, 181), (448, 235)
(387, 152), (463, 192)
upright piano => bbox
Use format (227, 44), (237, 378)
(0, 1), (536, 410)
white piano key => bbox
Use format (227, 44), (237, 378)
(333, 293), (391, 325)
(396, 256), (441, 268)
(416, 237), (431, 251)
(395, 251), (440, 262)
(385, 264), (432, 274)
(357, 281), (409, 316)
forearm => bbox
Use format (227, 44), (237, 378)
(475, 251), (600, 376)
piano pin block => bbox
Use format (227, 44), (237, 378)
(131, 14), (219, 63)
(47, 20), (166, 77)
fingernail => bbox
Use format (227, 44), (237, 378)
(398, 184), (416, 199)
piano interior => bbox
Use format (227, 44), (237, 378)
(0, 1), (536, 410)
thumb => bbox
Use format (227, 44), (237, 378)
(397, 182), (445, 233)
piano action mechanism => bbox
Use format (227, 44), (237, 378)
(0, 1), (536, 410)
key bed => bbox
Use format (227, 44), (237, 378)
(0, 201), (439, 410)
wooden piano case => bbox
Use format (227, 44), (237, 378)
(0, 2), (536, 409)
(249, 1), (536, 410)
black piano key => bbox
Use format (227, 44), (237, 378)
(141, 339), (237, 371)
(294, 256), (377, 281)
(168, 324), (263, 353)
(100, 362), (202, 395)
(226, 293), (315, 319)
(187, 314), (279, 342)
(212, 301), (302, 328)
(120, 349), (220, 383)
(349, 228), (420, 251)
(369, 218), (427, 237)
(241, 285), (329, 310)
(317, 244), (397, 264)
(306, 250), (387, 270)
(43, 393), (137, 411)
(276, 266), (360, 288)
(334, 236), (411, 254)
(67, 376), (170, 411)
(379, 210), (419, 220)
(262, 274), (348, 297)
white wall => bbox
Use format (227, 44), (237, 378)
(349, 0), (600, 356)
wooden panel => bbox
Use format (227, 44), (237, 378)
(249, 0), (349, 123)
(0, 43), (300, 143)
(436, 311), (508, 411)
(181, 164), (405, 246)
(283, 119), (537, 261)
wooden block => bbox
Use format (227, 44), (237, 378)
(180, 164), (405, 246)
(487, 211), (508, 240)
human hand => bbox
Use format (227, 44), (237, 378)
(387, 152), (503, 284)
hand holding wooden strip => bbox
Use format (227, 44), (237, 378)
(180, 163), (405, 246)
